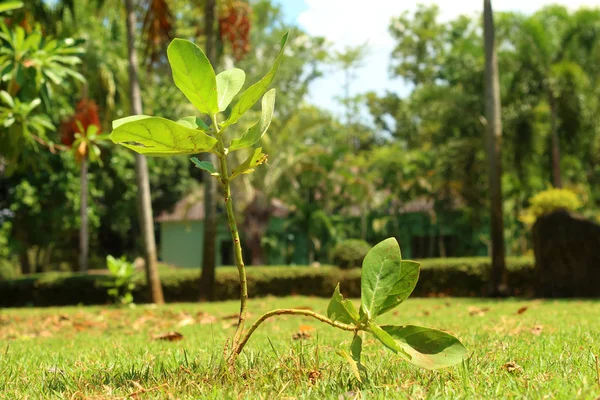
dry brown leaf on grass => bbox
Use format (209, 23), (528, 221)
(198, 314), (217, 325)
(125, 382), (169, 399)
(308, 370), (321, 384)
(516, 306), (528, 315)
(531, 325), (543, 336)
(502, 362), (523, 373)
(222, 321), (238, 329)
(292, 331), (312, 340)
(132, 316), (151, 331)
(298, 325), (314, 333)
(73, 320), (107, 332)
(468, 306), (490, 316)
(152, 331), (183, 341)
(177, 316), (196, 327)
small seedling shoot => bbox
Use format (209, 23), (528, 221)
(109, 32), (467, 376)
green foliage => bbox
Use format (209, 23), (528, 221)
(0, 1), (23, 13)
(326, 283), (359, 324)
(0, 92), (54, 174)
(216, 68), (246, 112)
(360, 238), (404, 319)
(166, 39), (219, 115)
(330, 239), (371, 269)
(0, 17), (83, 174)
(108, 32), (466, 374)
(0, 220), (17, 280)
(377, 260), (420, 316)
(103, 255), (136, 306)
(110, 117), (217, 156)
(190, 157), (218, 175)
(0, 258), (536, 307)
(230, 147), (268, 180)
(329, 238), (466, 372)
(380, 325), (468, 369)
(520, 188), (582, 226)
(229, 88), (276, 151)
(72, 122), (109, 165)
(222, 32), (289, 129)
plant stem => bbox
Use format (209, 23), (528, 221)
(231, 309), (356, 358)
(212, 117), (248, 353)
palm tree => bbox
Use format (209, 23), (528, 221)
(518, 7), (576, 188)
(124, 0), (164, 304)
(484, 0), (507, 295)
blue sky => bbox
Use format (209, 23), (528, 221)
(274, 0), (600, 118)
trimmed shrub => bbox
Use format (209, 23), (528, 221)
(0, 257), (537, 307)
(331, 239), (371, 269)
(520, 188), (582, 226)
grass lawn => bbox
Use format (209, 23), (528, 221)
(1, 297), (599, 399)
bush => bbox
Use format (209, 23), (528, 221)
(331, 239), (371, 269)
(104, 255), (136, 305)
(0, 257), (537, 307)
(0, 258), (18, 280)
(520, 188), (582, 226)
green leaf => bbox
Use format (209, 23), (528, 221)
(0, 90), (14, 107)
(350, 334), (369, 381)
(190, 157), (218, 175)
(368, 321), (410, 359)
(351, 334), (362, 364)
(167, 39), (219, 115)
(337, 350), (362, 383)
(381, 325), (467, 370)
(222, 32), (288, 128)
(111, 117), (217, 156)
(112, 115), (151, 129)
(230, 147), (267, 180)
(229, 89), (276, 151)
(377, 260), (421, 316)
(327, 283), (359, 324)
(177, 116), (210, 130)
(216, 68), (245, 111)
(0, 1), (23, 13)
(360, 238), (403, 319)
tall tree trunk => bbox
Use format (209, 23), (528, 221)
(549, 95), (562, 188)
(79, 156), (89, 273)
(199, 0), (218, 301)
(484, 0), (507, 296)
(125, 0), (164, 304)
(18, 251), (30, 275)
(248, 235), (265, 266)
(360, 202), (368, 240)
(344, 68), (353, 152)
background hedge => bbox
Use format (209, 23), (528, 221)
(0, 257), (535, 307)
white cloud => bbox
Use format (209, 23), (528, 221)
(297, 0), (600, 115)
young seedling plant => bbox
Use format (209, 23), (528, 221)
(110, 32), (467, 377)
